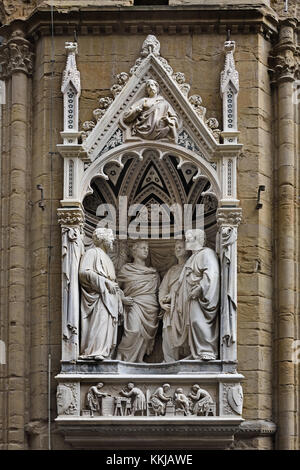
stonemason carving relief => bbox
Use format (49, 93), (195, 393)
(173, 388), (191, 415)
(120, 383), (147, 416)
(85, 382), (108, 415)
(81, 382), (216, 418)
(122, 79), (179, 142)
(188, 384), (215, 416)
(149, 384), (172, 416)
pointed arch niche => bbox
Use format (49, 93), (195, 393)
(56, 35), (244, 446)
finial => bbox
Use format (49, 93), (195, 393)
(227, 29), (231, 41)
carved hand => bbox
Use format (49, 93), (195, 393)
(189, 286), (202, 300)
(142, 99), (150, 110)
(105, 280), (117, 294)
(122, 296), (134, 306)
(163, 304), (171, 314)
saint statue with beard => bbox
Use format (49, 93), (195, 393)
(79, 228), (132, 360)
(123, 79), (179, 141)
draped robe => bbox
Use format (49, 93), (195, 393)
(79, 247), (123, 358)
(123, 95), (178, 141)
(117, 263), (160, 363)
(159, 262), (189, 362)
(175, 248), (220, 359)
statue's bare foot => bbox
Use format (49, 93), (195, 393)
(94, 355), (104, 361)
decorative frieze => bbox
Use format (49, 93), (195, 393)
(83, 382), (216, 418)
(0, 31), (34, 79)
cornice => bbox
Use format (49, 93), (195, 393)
(0, 5), (279, 43)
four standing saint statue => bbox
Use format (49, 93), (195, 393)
(175, 229), (220, 361)
(116, 240), (160, 363)
(78, 228), (221, 363)
(159, 239), (191, 362)
(79, 228), (125, 360)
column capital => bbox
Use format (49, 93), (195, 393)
(57, 207), (85, 228)
(217, 207), (242, 227)
(0, 31), (34, 79)
(268, 20), (299, 85)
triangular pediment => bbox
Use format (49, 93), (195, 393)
(81, 35), (222, 167)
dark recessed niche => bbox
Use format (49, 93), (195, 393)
(134, 0), (169, 5)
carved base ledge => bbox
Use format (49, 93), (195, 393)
(56, 143), (89, 160)
(60, 359), (238, 375)
(55, 416), (243, 450)
(236, 420), (277, 438)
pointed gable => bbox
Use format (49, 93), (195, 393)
(80, 35), (223, 164)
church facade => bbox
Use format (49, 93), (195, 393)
(0, 0), (299, 450)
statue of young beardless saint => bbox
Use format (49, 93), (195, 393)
(116, 240), (160, 363)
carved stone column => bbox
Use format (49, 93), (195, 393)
(269, 18), (299, 450)
(216, 207), (242, 363)
(0, 27), (34, 449)
(57, 208), (85, 362)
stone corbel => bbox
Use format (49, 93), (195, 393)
(0, 29), (34, 80)
(216, 207), (242, 363)
(220, 40), (239, 145)
(58, 208), (85, 362)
